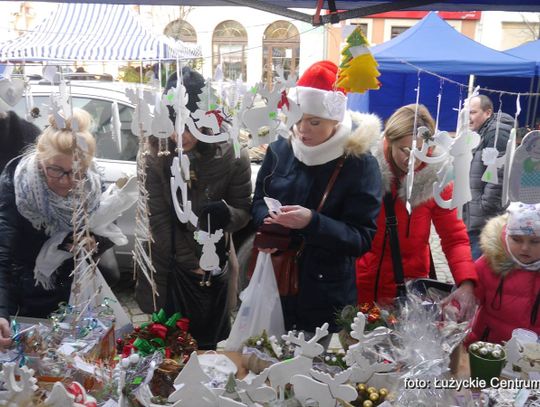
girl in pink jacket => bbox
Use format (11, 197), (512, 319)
(467, 202), (540, 345)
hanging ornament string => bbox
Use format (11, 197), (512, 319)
(405, 73), (421, 214)
(434, 78), (443, 132)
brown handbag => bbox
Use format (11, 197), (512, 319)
(248, 156), (345, 296)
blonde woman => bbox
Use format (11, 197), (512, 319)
(0, 109), (109, 346)
(356, 104), (477, 318)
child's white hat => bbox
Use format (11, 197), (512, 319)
(506, 202), (540, 236)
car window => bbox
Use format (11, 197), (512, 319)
(13, 95), (138, 162)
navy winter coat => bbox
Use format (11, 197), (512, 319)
(252, 113), (383, 332)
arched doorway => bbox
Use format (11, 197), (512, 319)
(212, 20), (247, 81)
(164, 19), (197, 44)
(262, 21), (300, 89)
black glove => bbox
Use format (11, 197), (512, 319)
(199, 201), (231, 233)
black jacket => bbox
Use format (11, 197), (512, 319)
(0, 157), (111, 320)
(463, 112), (513, 233)
(0, 111), (40, 173)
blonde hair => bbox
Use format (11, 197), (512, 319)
(384, 104), (435, 143)
(36, 108), (96, 167)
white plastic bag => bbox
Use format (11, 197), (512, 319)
(225, 252), (285, 351)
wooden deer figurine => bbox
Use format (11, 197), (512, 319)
(290, 368), (357, 407)
(235, 367), (276, 406)
(267, 323), (329, 399)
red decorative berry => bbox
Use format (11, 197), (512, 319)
(367, 313), (379, 323)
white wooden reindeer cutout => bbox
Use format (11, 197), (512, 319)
(291, 368), (357, 407)
(242, 83), (283, 147)
(344, 312), (395, 383)
(126, 88), (153, 139)
(267, 323), (329, 399)
(235, 368), (276, 406)
(195, 228), (224, 272)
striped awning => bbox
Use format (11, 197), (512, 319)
(0, 3), (201, 62)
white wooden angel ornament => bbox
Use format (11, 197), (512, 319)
(126, 88), (153, 140)
(151, 94), (175, 156)
(481, 108), (507, 185)
(267, 323), (329, 399)
(502, 95), (521, 206)
(290, 368), (357, 407)
(433, 95), (481, 218)
(509, 130), (540, 204)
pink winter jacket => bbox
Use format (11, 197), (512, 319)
(466, 215), (540, 346)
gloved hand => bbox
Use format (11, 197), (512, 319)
(440, 280), (477, 322)
(199, 201), (231, 233)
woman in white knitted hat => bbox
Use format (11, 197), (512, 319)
(251, 60), (383, 335)
(465, 201), (540, 346)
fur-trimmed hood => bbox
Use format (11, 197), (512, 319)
(373, 140), (443, 208)
(344, 112), (382, 157)
(480, 214), (517, 276)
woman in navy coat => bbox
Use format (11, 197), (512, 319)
(251, 61), (382, 334)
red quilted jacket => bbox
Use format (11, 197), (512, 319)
(356, 142), (477, 304)
(466, 215), (540, 346)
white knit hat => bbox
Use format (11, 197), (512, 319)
(507, 202), (540, 236)
(290, 60), (347, 122)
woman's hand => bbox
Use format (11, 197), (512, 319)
(0, 318), (12, 349)
(441, 280), (477, 322)
(265, 205), (313, 229)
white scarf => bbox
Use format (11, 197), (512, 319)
(291, 114), (351, 166)
(14, 154), (102, 289)
(14, 154), (102, 236)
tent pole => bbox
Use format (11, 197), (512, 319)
(533, 77), (540, 129)
(468, 75), (475, 97)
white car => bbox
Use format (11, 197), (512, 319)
(12, 79), (260, 280)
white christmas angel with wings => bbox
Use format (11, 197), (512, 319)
(411, 92), (480, 218)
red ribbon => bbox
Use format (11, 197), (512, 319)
(206, 110), (225, 127)
(277, 91), (289, 110)
(176, 318), (190, 332)
(149, 323), (168, 340)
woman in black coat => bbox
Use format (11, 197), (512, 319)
(0, 109), (111, 347)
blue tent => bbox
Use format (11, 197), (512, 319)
(371, 12), (536, 77)
(349, 12), (537, 131)
(506, 40), (540, 72)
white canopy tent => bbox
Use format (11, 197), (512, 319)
(0, 3), (201, 62)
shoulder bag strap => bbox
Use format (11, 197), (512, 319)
(316, 155), (345, 213)
(383, 192), (407, 298)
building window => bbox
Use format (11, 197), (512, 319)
(262, 20), (300, 89)
(212, 20), (247, 81)
(391, 26), (410, 38)
(351, 22), (368, 37)
(164, 19), (197, 43)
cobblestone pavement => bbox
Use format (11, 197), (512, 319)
(115, 223), (455, 327)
